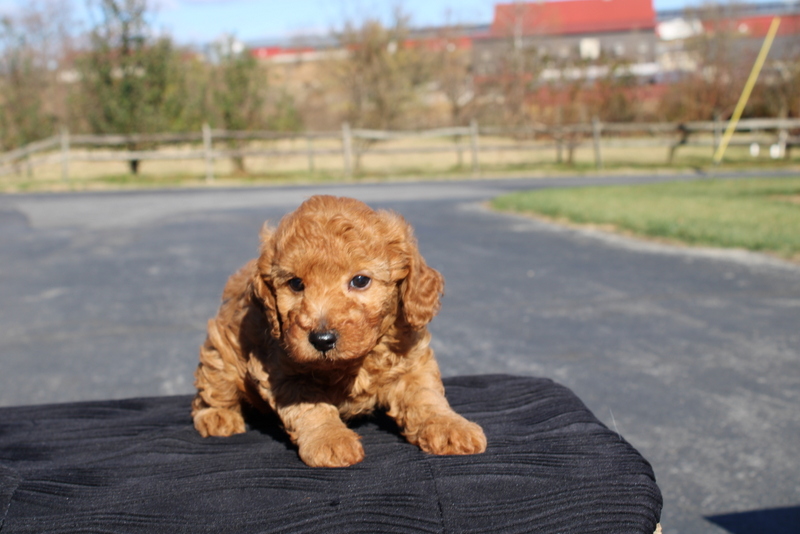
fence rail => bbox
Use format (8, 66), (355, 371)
(1, 117), (798, 182)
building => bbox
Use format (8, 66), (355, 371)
(473, 0), (660, 79)
(657, 1), (800, 60)
(654, 1), (800, 83)
(240, 1), (798, 126)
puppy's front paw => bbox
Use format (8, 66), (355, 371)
(298, 426), (365, 468)
(417, 414), (487, 456)
(194, 407), (246, 437)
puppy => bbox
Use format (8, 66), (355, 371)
(192, 195), (486, 467)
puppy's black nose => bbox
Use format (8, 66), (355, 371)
(308, 330), (337, 353)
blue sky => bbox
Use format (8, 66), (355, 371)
(0, 0), (783, 45)
(147, 0), (729, 43)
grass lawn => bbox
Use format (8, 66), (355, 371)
(492, 176), (800, 261)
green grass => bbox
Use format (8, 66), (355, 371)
(492, 176), (800, 260)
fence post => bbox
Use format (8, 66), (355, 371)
(25, 144), (33, 178)
(592, 117), (603, 170)
(555, 108), (563, 164)
(713, 113), (722, 157)
(306, 134), (315, 173)
(342, 123), (353, 178)
(455, 134), (464, 168)
(777, 118), (788, 159)
(202, 123), (214, 182)
(60, 127), (70, 182)
(556, 128), (564, 164)
(469, 119), (480, 176)
(668, 124), (689, 165)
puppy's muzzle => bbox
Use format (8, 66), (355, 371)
(308, 330), (338, 353)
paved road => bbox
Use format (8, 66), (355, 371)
(1, 176), (799, 534)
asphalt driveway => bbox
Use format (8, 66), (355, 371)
(1, 176), (798, 533)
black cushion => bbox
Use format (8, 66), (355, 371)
(0, 375), (661, 533)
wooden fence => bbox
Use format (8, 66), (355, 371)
(1, 117), (798, 182)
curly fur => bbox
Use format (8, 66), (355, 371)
(192, 195), (486, 467)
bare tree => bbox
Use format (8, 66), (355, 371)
(589, 60), (644, 122)
(750, 40), (800, 120)
(660, 3), (752, 121)
(430, 24), (474, 125)
(473, 7), (552, 129)
(0, 0), (74, 150)
(328, 8), (431, 172)
(73, 0), (188, 173)
(207, 36), (303, 173)
(208, 36), (268, 173)
(332, 9), (430, 130)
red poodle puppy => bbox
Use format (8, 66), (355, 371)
(192, 195), (486, 467)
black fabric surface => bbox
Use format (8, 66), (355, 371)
(0, 375), (661, 533)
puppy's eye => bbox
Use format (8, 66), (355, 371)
(287, 277), (305, 292)
(349, 275), (371, 289)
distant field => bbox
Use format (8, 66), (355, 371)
(492, 176), (800, 261)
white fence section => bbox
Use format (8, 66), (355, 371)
(1, 118), (798, 181)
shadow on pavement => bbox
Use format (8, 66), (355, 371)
(706, 505), (800, 534)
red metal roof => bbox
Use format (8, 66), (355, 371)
(251, 46), (316, 60)
(250, 36), (472, 61)
(491, 0), (656, 37)
(402, 36), (473, 52)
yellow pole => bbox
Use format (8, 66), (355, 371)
(712, 16), (781, 165)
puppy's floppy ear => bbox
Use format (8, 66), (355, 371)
(386, 213), (445, 330)
(251, 223), (281, 339)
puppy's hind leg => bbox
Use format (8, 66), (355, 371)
(192, 322), (247, 437)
